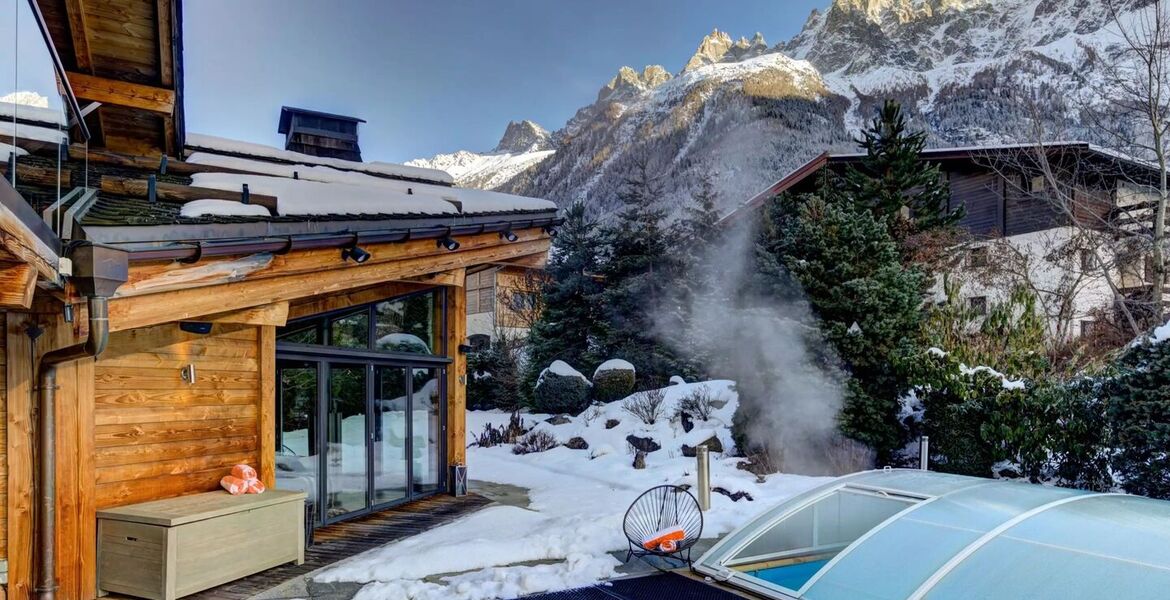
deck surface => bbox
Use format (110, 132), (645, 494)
(176, 493), (493, 599)
(518, 572), (747, 600)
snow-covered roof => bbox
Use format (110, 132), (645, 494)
(186, 133), (454, 184)
(182, 134), (556, 219)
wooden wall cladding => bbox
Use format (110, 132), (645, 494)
(0, 319), (6, 560)
(94, 322), (261, 509)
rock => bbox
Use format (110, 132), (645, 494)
(564, 437), (589, 450)
(626, 435), (661, 453)
(493, 120), (552, 153)
(713, 487), (754, 502)
(736, 458), (771, 477)
(633, 450), (646, 469)
(597, 65), (673, 102)
(545, 415), (572, 426)
(681, 435), (724, 457)
(604, 419), (620, 430)
(679, 411), (694, 433)
(669, 376), (687, 386)
(994, 463), (1023, 479)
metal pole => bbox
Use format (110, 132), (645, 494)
(696, 446), (711, 511)
(920, 436), (930, 471)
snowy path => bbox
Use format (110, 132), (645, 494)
(314, 382), (828, 600)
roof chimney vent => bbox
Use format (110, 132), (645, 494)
(278, 106), (365, 162)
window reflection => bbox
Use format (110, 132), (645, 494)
(275, 361), (319, 507)
(329, 310), (369, 349)
(411, 367), (442, 493)
(375, 292), (439, 355)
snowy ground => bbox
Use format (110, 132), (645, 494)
(314, 381), (828, 600)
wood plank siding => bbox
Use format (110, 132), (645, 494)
(94, 323), (262, 509)
(0, 319), (6, 560)
(949, 171), (1004, 236)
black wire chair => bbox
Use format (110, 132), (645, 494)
(622, 485), (704, 568)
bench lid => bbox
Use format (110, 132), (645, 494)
(97, 489), (307, 526)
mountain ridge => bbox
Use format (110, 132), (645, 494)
(412, 0), (1146, 217)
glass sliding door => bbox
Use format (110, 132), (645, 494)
(373, 366), (410, 507)
(411, 368), (443, 494)
(275, 360), (320, 505)
(325, 363), (369, 521)
(276, 289), (450, 526)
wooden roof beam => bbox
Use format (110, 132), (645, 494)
(66, 72), (175, 115)
(204, 302), (289, 327)
(100, 176), (279, 212)
(63, 0), (94, 72)
(0, 262), (38, 309)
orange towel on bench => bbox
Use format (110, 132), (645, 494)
(220, 475), (249, 495)
(246, 478), (266, 494)
(641, 526), (685, 551)
(231, 464), (258, 480)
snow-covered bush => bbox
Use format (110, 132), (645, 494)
(622, 388), (667, 425)
(531, 361), (592, 415)
(512, 429), (559, 455)
(591, 359), (635, 402)
(676, 385), (715, 421)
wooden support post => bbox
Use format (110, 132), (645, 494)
(258, 325), (276, 488)
(445, 273), (467, 470)
(7, 313), (34, 600)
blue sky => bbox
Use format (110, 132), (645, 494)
(183, 1), (825, 163)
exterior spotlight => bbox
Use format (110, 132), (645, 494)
(438, 237), (460, 251)
(500, 229), (518, 242)
(543, 225), (558, 238)
(341, 237), (371, 264)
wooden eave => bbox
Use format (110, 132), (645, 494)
(101, 227), (552, 332)
(36, 0), (184, 157)
(0, 178), (63, 295)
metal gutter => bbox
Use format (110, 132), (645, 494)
(93, 214), (560, 263)
(0, 176), (62, 256)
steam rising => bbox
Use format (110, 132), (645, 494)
(662, 223), (868, 475)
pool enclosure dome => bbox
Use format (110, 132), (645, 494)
(694, 469), (1170, 599)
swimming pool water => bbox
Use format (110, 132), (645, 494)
(748, 559), (832, 591)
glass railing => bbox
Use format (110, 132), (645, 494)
(1, 0), (90, 246)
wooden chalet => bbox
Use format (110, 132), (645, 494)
(722, 143), (1169, 306)
(0, 1), (557, 598)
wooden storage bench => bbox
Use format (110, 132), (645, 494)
(97, 490), (306, 600)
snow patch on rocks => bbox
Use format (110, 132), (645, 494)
(593, 359), (635, 377)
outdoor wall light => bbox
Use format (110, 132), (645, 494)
(543, 225), (558, 238)
(342, 237), (372, 264)
(438, 236), (461, 251)
(500, 229), (518, 242)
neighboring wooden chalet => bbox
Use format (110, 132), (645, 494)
(723, 143), (1169, 331)
(0, 1), (557, 598)
(466, 264), (547, 344)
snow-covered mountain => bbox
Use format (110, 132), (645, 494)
(414, 0), (1149, 217)
(408, 120), (554, 190)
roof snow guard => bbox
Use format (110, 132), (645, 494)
(695, 469), (1170, 600)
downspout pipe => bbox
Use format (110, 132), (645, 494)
(34, 244), (127, 600)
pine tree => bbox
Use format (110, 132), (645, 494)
(523, 202), (603, 399)
(760, 189), (928, 463)
(664, 171), (725, 379)
(593, 158), (688, 387)
(841, 100), (960, 239)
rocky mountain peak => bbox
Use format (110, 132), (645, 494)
(493, 120), (552, 154)
(683, 28), (769, 73)
(597, 65), (673, 102)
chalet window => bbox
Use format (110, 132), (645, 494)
(278, 289), (444, 357)
(968, 246), (989, 268)
(508, 291), (538, 313)
(968, 296), (988, 316)
(1081, 249), (1097, 272)
(1029, 176), (1047, 193)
